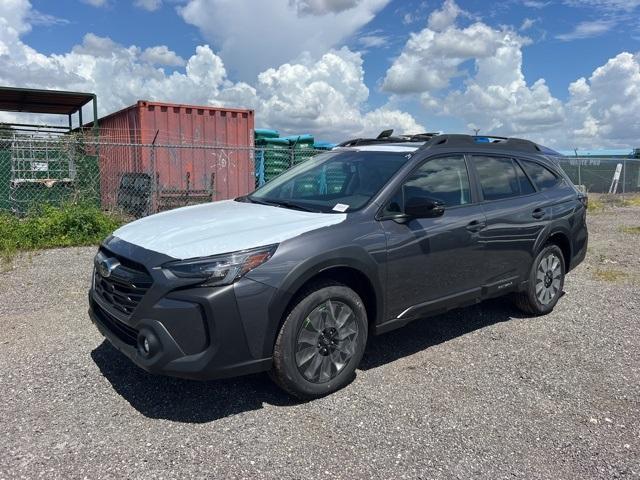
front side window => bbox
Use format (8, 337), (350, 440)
(383, 156), (471, 215)
(472, 156), (535, 201)
(250, 150), (409, 213)
(519, 159), (560, 191)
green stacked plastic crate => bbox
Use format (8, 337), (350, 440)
(254, 129), (279, 140)
(260, 137), (291, 184)
(254, 130), (328, 187)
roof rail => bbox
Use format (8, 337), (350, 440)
(418, 134), (543, 153)
(337, 130), (438, 147)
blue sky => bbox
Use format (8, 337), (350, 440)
(2, 0), (640, 148)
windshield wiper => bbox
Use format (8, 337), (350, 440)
(247, 196), (320, 213)
(272, 200), (321, 213)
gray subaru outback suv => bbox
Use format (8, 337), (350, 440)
(89, 134), (588, 398)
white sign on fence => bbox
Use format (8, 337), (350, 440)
(31, 161), (49, 172)
(569, 158), (602, 166)
(609, 163), (623, 194)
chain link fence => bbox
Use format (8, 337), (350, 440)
(555, 157), (640, 194)
(0, 133), (330, 217)
(1, 133), (639, 218)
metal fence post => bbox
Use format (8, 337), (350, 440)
(150, 130), (159, 214)
(622, 159), (626, 194)
(578, 162), (581, 189)
(256, 148), (265, 187)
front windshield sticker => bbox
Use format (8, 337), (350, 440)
(332, 203), (349, 212)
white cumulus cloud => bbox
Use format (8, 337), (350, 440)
(255, 48), (424, 138)
(566, 52), (640, 147)
(427, 0), (464, 31)
(383, 0), (640, 148)
(381, 2), (543, 143)
(0, 0), (423, 141)
(382, 15), (519, 93)
(140, 45), (185, 66)
(177, 0), (390, 79)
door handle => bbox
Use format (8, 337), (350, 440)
(532, 208), (545, 219)
(466, 219), (486, 232)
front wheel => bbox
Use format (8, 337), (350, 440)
(513, 244), (565, 315)
(270, 282), (368, 399)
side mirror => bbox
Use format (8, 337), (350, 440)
(404, 196), (445, 218)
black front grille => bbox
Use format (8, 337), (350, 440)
(93, 251), (153, 317)
(92, 298), (139, 346)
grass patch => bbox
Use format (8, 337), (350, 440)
(593, 269), (628, 283)
(0, 203), (124, 261)
(587, 197), (605, 213)
(620, 225), (640, 234)
(587, 194), (640, 213)
(621, 195), (640, 207)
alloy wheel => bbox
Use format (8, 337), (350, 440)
(536, 253), (562, 305)
(295, 299), (359, 383)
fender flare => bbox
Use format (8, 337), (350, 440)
(534, 223), (573, 266)
(261, 246), (384, 356)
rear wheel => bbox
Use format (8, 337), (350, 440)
(513, 244), (565, 315)
(270, 282), (368, 399)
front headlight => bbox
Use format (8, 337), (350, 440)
(162, 244), (278, 287)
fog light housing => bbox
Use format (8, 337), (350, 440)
(137, 331), (159, 358)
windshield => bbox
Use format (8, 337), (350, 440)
(249, 150), (410, 213)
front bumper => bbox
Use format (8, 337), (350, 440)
(88, 238), (276, 381)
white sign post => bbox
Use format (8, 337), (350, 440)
(609, 163), (623, 194)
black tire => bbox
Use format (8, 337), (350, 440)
(513, 243), (565, 315)
(270, 281), (368, 399)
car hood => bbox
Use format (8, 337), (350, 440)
(113, 199), (347, 259)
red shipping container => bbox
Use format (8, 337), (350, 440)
(92, 100), (254, 213)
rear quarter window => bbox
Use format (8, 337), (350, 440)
(520, 160), (560, 191)
(472, 156), (535, 201)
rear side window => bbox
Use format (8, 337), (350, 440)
(472, 156), (535, 201)
(514, 161), (536, 195)
(519, 160), (560, 191)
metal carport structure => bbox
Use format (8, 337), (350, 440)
(0, 86), (97, 133)
(0, 87), (99, 213)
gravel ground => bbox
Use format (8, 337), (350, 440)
(1, 206), (639, 480)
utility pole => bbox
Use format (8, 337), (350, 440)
(473, 128), (480, 136)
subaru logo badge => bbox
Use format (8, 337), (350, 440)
(96, 255), (120, 278)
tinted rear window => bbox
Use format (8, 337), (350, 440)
(472, 156), (535, 201)
(520, 160), (560, 191)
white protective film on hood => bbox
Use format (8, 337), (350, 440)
(113, 200), (347, 259)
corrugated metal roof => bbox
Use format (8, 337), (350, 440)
(0, 86), (94, 115)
